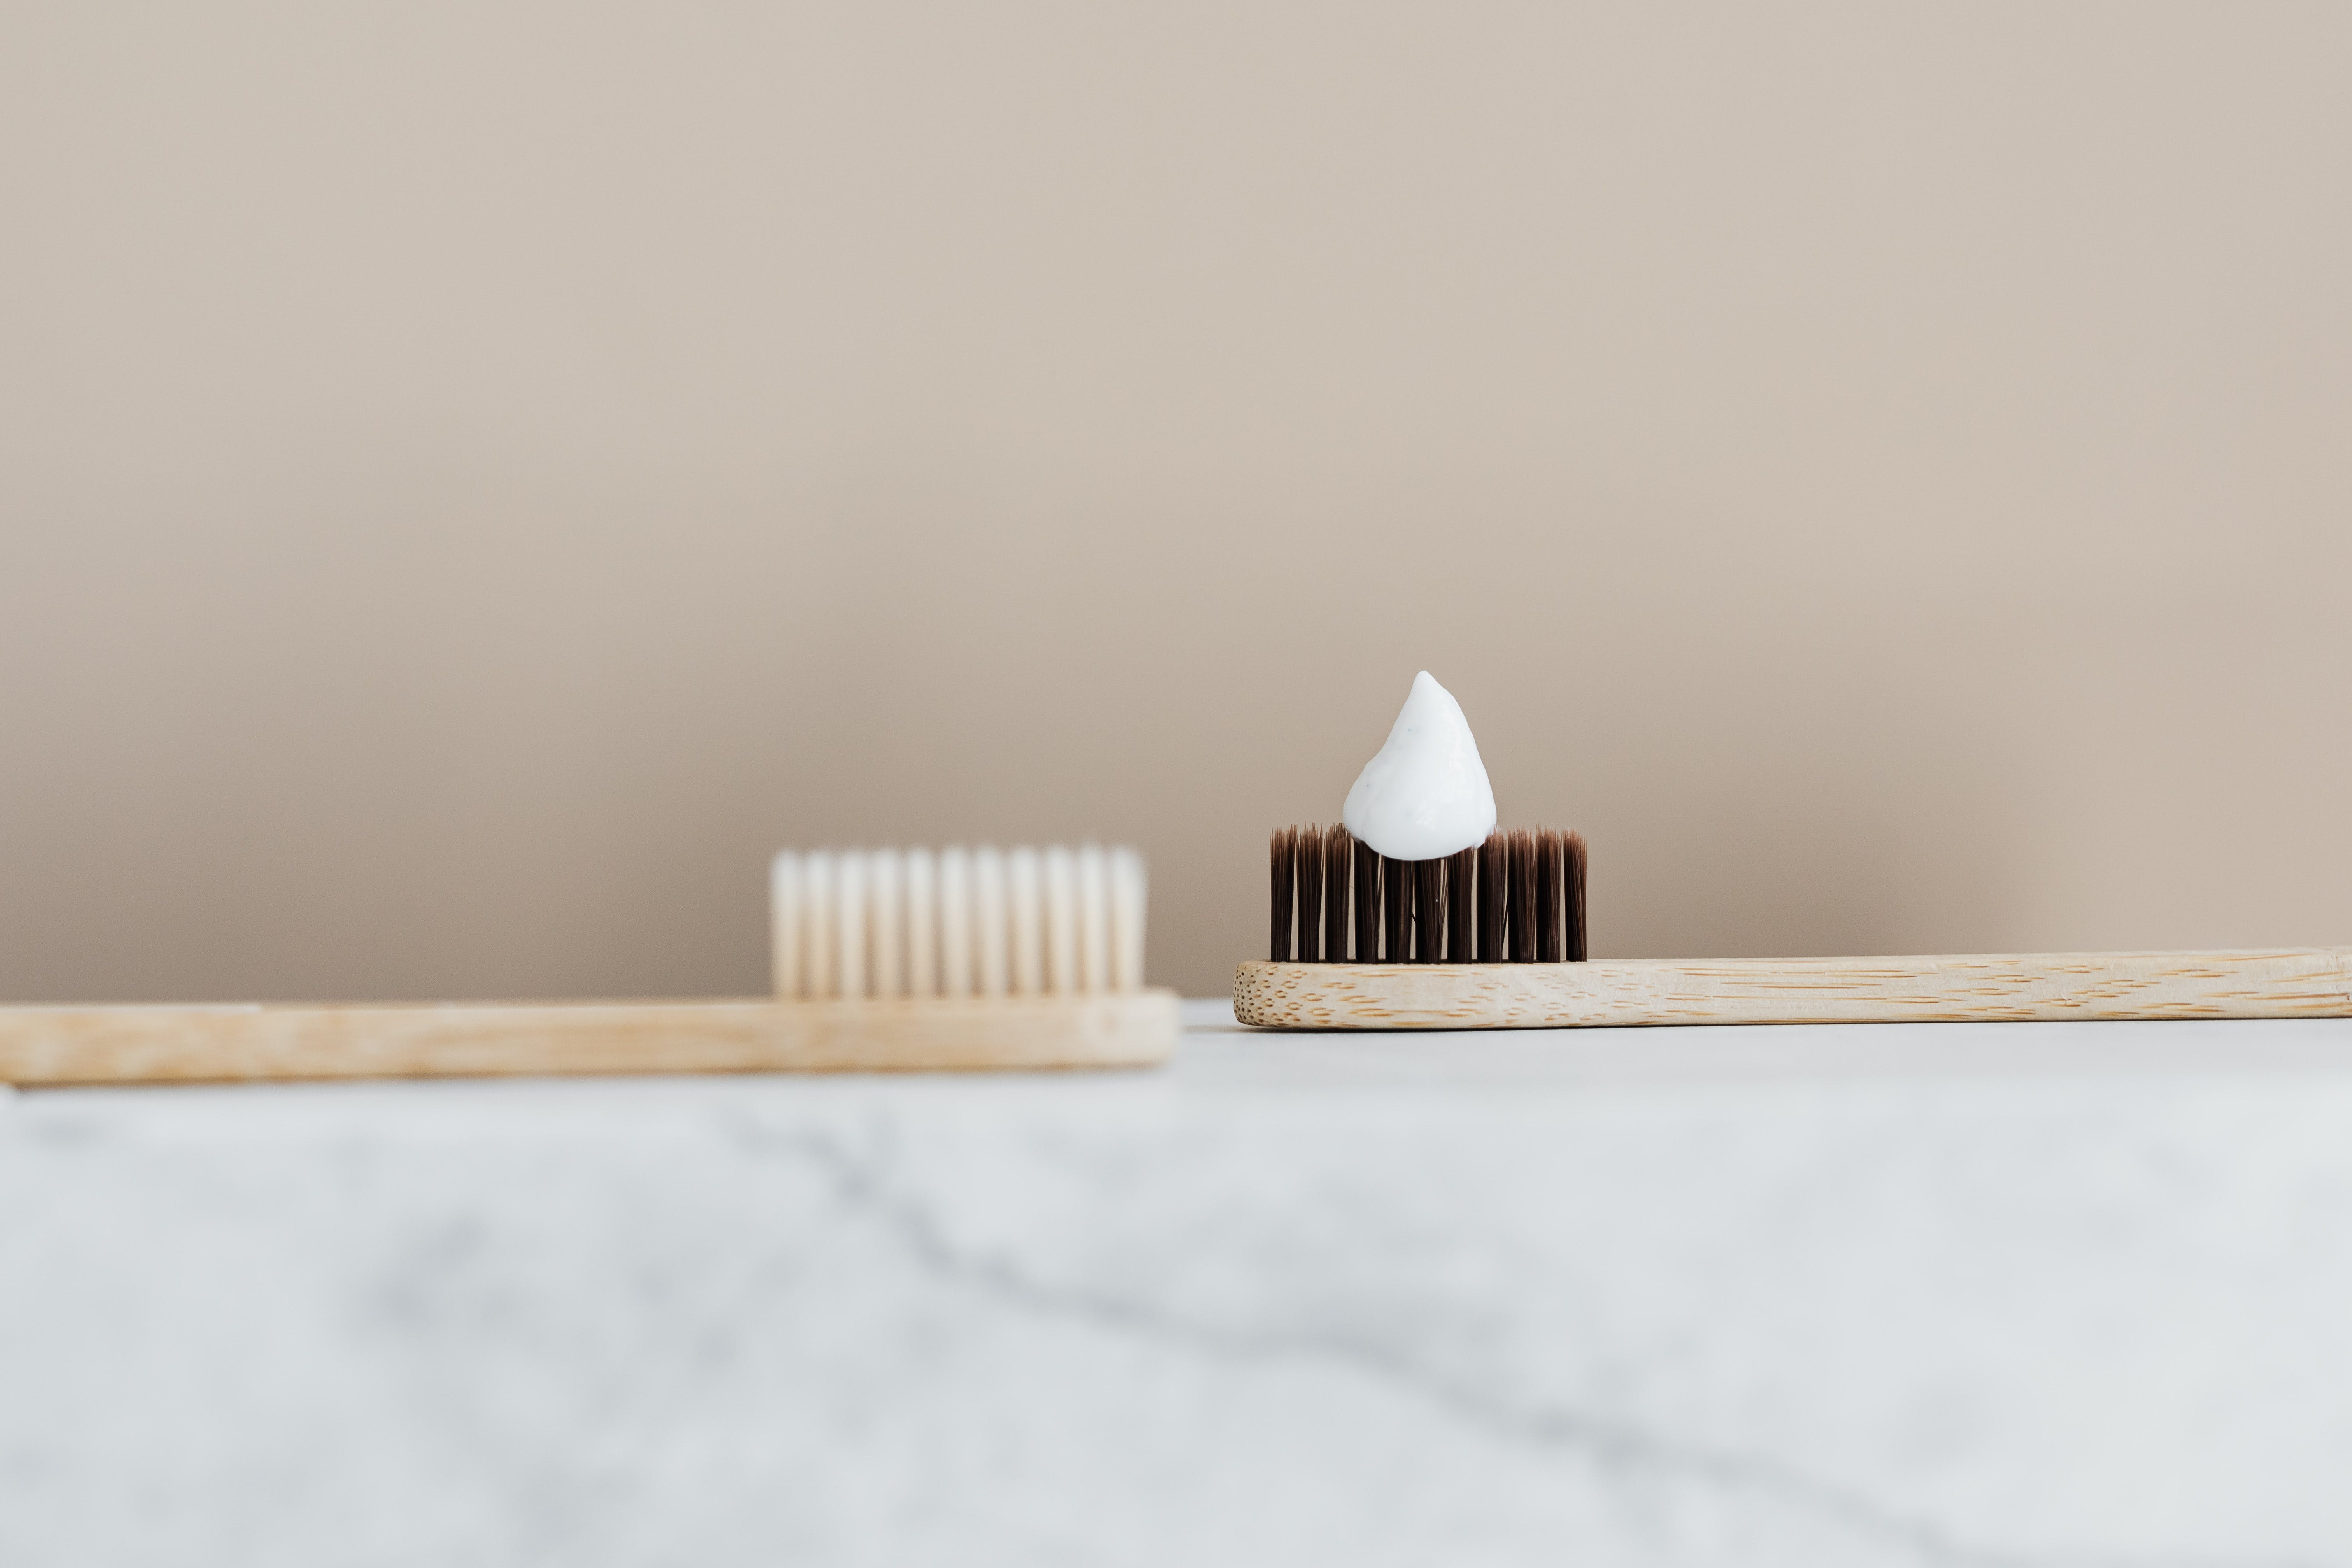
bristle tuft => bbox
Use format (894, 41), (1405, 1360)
(1503, 830), (1531, 962)
(1566, 830), (1588, 961)
(1296, 825), (1326, 962)
(1006, 847), (1043, 994)
(1477, 833), (1506, 962)
(1352, 835), (1379, 962)
(1377, 856), (1403, 963)
(1270, 827), (1295, 962)
(1446, 846), (1474, 960)
(1412, 854), (1443, 961)
(1323, 828), (1352, 963)
(1536, 830), (1562, 964)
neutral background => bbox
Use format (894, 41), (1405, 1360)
(4, 2), (2347, 1001)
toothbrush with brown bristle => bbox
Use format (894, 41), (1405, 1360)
(1236, 670), (2350, 1030)
(1238, 824), (2352, 1030)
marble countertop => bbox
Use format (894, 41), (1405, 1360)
(7, 1001), (2352, 1568)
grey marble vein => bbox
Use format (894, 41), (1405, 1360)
(4, 1010), (2352, 1567)
(730, 1115), (2319, 1568)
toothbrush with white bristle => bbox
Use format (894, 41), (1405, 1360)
(0, 845), (1176, 1085)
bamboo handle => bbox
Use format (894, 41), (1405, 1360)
(1233, 951), (2352, 1030)
(0, 992), (1181, 1086)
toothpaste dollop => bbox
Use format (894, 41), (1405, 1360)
(1341, 671), (1497, 861)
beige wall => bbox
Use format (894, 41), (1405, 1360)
(4, 2), (2347, 1001)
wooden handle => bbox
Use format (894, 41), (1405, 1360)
(1233, 951), (2352, 1030)
(0, 991), (1182, 1086)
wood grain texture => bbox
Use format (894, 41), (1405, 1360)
(0, 991), (1181, 1086)
(1233, 952), (2352, 1030)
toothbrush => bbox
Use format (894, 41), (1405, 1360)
(1237, 825), (2351, 1029)
(0, 844), (1177, 1084)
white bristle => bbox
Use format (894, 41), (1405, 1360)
(868, 849), (903, 999)
(937, 847), (973, 998)
(1110, 847), (1145, 993)
(904, 848), (937, 998)
(1076, 844), (1110, 994)
(972, 846), (1008, 999)
(1007, 847), (1044, 997)
(835, 852), (866, 999)
(1042, 845), (1078, 994)
(802, 851), (837, 1000)
(770, 843), (1145, 1001)
(770, 852), (803, 999)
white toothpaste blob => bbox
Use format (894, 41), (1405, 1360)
(1341, 671), (1498, 861)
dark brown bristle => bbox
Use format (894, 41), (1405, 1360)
(1507, 830), (1536, 962)
(1279, 827), (1317, 964)
(1500, 830), (1520, 961)
(1323, 828), (1352, 965)
(1446, 845), (1475, 960)
(1325, 827), (1341, 960)
(1412, 856), (1443, 961)
(1478, 832), (1507, 962)
(1382, 856), (1409, 963)
(1566, 830), (1588, 961)
(1352, 835), (1379, 961)
(1486, 827), (1505, 964)
(1527, 828), (1545, 962)
(1536, 830), (1563, 963)
(1268, 822), (1587, 965)
(1270, 827), (1294, 961)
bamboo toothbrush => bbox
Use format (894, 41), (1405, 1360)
(1236, 826), (2352, 1029)
(0, 844), (1177, 1084)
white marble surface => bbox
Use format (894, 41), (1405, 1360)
(7, 1001), (2352, 1567)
